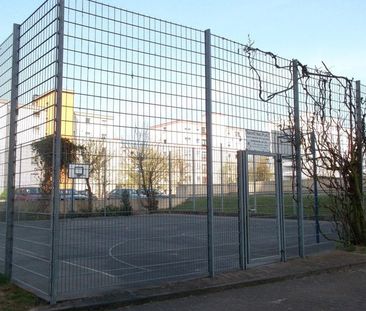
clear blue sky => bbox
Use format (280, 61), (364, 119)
(1, 0), (365, 81)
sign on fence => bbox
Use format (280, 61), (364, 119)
(246, 129), (270, 152)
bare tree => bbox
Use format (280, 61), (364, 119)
(124, 129), (169, 211)
(222, 161), (236, 184)
(242, 44), (366, 246)
(80, 140), (111, 212)
(173, 151), (190, 186)
(249, 157), (272, 182)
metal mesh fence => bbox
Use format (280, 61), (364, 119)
(10, 0), (59, 299)
(211, 35), (294, 266)
(362, 83), (366, 197)
(0, 33), (13, 273)
(0, 0), (363, 303)
(296, 70), (347, 255)
(58, 0), (207, 299)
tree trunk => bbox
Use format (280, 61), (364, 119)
(86, 178), (93, 213)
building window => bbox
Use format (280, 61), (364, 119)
(202, 151), (206, 160)
(163, 139), (167, 144)
(33, 126), (40, 136)
(202, 139), (206, 146)
(86, 117), (90, 123)
(201, 127), (206, 134)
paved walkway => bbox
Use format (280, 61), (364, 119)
(120, 263), (366, 311)
(33, 250), (366, 311)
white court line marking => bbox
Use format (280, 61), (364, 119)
(61, 260), (116, 278)
(109, 241), (150, 272)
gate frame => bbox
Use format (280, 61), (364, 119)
(237, 150), (286, 268)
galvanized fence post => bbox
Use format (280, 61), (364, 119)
(4, 23), (20, 279)
(220, 143), (223, 212)
(292, 59), (304, 257)
(275, 154), (286, 262)
(103, 138), (107, 217)
(168, 151), (172, 211)
(311, 131), (320, 244)
(204, 29), (214, 277)
(355, 80), (363, 198)
(237, 150), (246, 269)
(253, 156), (257, 212)
(192, 147), (196, 212)
(50, 0), (65, 303)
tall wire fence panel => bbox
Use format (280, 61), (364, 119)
(10, 0), (60, 300)
(0, 33), (13, 274)
(0, 0), (364, 303)
(296, 69), (348, 255)
(58, 0), (207, 300)
(210, 36), (293, 270)
(362, 83), (366, 196)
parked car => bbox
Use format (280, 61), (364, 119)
(138, 189), (169, 198)
(77, 190), (97, 200)
(15, 187), (45, 201)
(107, 188), (145, 200)
(60, 189), (88, 200)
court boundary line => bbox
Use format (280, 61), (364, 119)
(108, 241), (151, 272)
(61, 260), (116, 278)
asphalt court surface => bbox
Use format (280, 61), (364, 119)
(0, 213), (335, 299)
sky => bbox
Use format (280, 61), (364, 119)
(0, 0), (365, 81)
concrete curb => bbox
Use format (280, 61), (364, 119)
(31, 251), (366, 311)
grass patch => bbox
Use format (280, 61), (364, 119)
(0, 274), (44, 311)
(353, 245), (366, 254)
(174, 193), (333, 219)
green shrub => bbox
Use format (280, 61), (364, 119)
(104, 204), (125, 216)
(0, 191), (6, 200)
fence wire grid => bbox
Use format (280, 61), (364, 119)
(0, 0), (361, 303)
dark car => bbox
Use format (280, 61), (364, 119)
(138, 189), (169, 198)
(77, 190), (97, 200)
(15, 187), (45, 201)
(107, 188), (145, 200)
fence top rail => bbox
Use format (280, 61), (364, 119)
(210, 33), (292, 64)
(70, 0), (204, 34)
(20, 0), (57, 28)
(0, 34), (13, 49)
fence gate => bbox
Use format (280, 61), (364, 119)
(238, 150), (286, 268)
